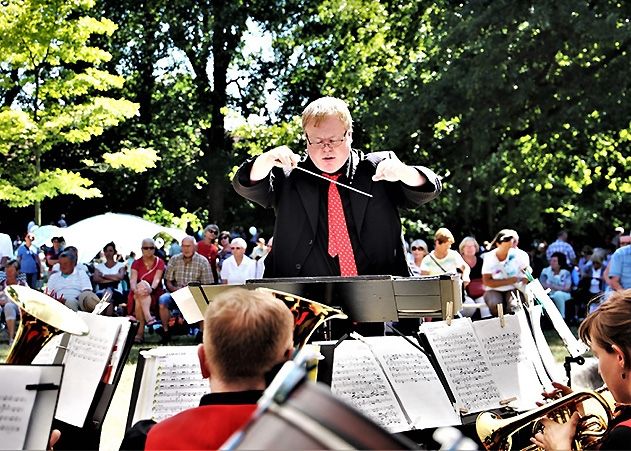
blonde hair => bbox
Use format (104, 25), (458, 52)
(459, 236), (480, 254)
(434, 227), (455, 244)
(302, 97), (353, 131)
(579, 289), (631, 370)
(203, 288), (294, 381)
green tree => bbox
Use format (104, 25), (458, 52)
(0, 0), (156, 224)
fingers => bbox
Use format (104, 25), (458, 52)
(267, 146), (299, 169)
(372, 154), (404, 182)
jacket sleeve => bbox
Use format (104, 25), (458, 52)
(232, 158), (277, 208)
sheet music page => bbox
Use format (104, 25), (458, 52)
(526, 304), (565, 382)
(364, 336), (461, 429)
(515, 307), (553, 391)
(331, 339), (410, 433)
(472, 315), (544, 410)
(421, 318), (502, 413)
(134, 346), (208, 423)
(55, 313), (121, 427)
(31, 334), (63, 365)
(0, 366), (41, 450)
(106, 318), (132, 384)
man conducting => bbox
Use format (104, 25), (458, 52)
(233, 96), (441, 278)
(122, 288), (294, 449)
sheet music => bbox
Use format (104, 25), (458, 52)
(421, 318), (502, 413)
(31, 334), (63, 365)
(55, 313), (121, 427)
(133, 346), (208, 424)
(364, 336), (461, 429)
(472, 315), (544, 410)
(331, 340), (410, 433)
(0, 366), (40, 450)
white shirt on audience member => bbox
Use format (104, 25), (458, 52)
(47, 267), (93, 301)
(221, 255), (256, 285)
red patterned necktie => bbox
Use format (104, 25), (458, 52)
(323, 174), (358, 277)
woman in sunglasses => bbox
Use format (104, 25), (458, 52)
(128, 238), (166, 343)
(408, 239), (429, 276)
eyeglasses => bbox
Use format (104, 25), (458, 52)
(220, 236), (229, 240)
(209, 230), (218, 234)
(411, 246), (426, 251)
(305, 131), (348, 149)
(142, 246), (155, 250)
(230, 247), (243, 251)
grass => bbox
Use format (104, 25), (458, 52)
(1, 324), (580, 450)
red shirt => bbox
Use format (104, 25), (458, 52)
(197, 240), (219, 283)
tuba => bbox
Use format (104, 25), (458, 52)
(4, 285), (89, 364)
(476, 386), (614, 450)
(256, 287), (348, 349)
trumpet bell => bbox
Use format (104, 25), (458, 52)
(5, 285), (89, 364)
(257, 287), (348, 349)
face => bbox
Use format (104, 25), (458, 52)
(461, 242), (477, 257)
(550, 256), (560, 271)
(6, 265), (17, 280)
(592, 341), (630, 404)
(231, 245), (245, 256)
(304, 116), (351, 174)
(411, 245), (427, 258)
(220, 235), (230, 247)
(104, 246), (115, 259)
(205, 230), (218, 241)
(181, 238), (196, 258)
(59, 256), (75, 274)
(141, 241), (156, 256)
(435, 239), (452, 252)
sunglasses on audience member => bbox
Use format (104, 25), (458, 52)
(142, 246), (155, 250)
(411, 246), (426, 251)
(209, 230), (218, 234)
(230, 247), (243, 250)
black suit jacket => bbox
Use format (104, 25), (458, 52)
(233, 149), (441, 278)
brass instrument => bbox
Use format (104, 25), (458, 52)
(476, 386), (614, 450)
(256, 287), (348, 349)
(4, 285), (90, 364)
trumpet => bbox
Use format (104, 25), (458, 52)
(4, 285), (89, 364)
(476, 386), (614, 450)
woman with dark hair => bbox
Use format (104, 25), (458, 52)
(532, 289), (631, 449)
(92, 242), (127, 307)
(540, 251), (573, 320)
(0, 259), (27, 345)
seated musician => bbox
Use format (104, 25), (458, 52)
(121, 287), (294, 450)
(531, 288), (631, 450)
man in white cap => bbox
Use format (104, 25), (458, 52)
(220, 238), (256, 284)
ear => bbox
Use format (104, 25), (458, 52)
(612, 344), (626, 369)
(197, 343), (210, 379)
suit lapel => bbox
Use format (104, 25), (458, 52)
(295, 167), (320, 235)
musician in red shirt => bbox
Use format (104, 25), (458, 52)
(121, 288), (294, 450)
(197, 224), (220, 283)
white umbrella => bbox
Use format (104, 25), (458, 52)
(0, 233), (14, 259)
(32, 213), (188, 263)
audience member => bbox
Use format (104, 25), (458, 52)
(16, 232), (40, 288)
(540, 252), (573, 320)
(578, 251), (607, 315)
(0, 259), (27, 345)
(407, 239), (428, 276)
(46, 250), (99, 312)
(420, 228), (470, 285)
(45, 236), (64, 271)
(57, 214), (68, 228)
(546, 230), (577, 265)
(216, 231), (232, 278)
(250, 237), (268, 261)
(159, 236), (212, 344)
(459, 236), (491, 319)
(608, 235), (631, 292)
(197, 224), (220, 283)
(129, 238), (165, 343)
(121, 288), (294, 449)
(221, 238), (256, 285)
(92, 242), (127, 307)
(255, 237), (273, 279)
(482, 229), (529, 316)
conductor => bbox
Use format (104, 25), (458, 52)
(233, 96), (441, 278)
